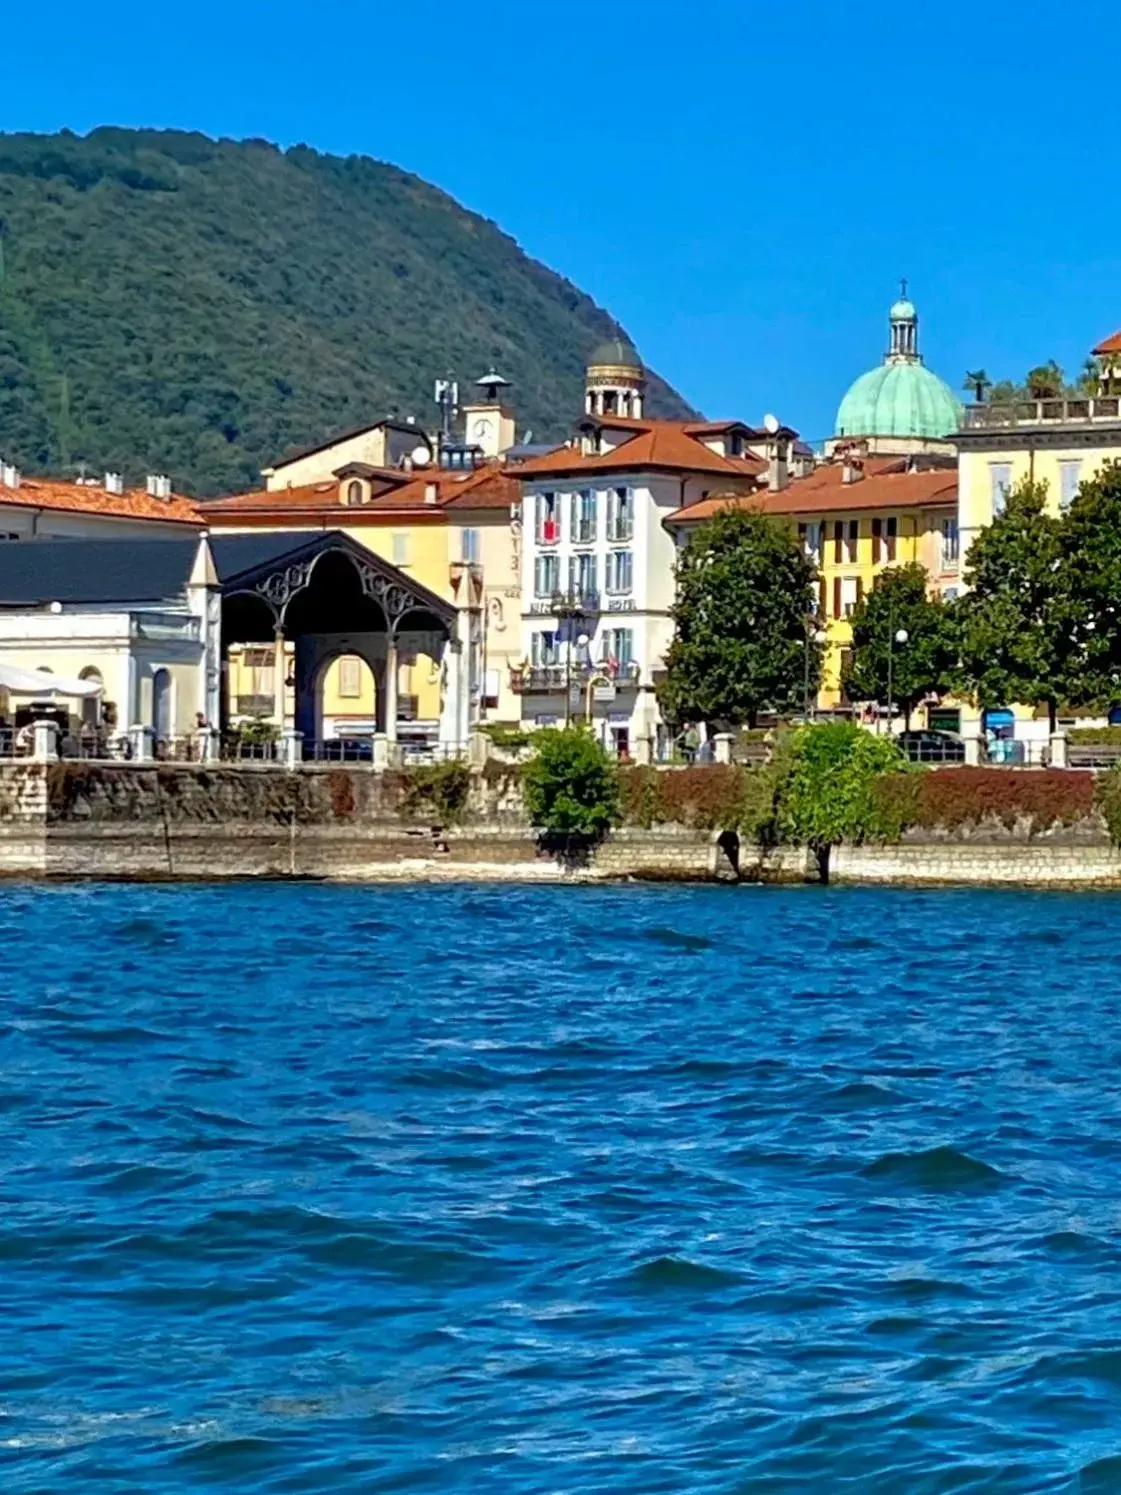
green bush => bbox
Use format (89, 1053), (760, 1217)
(400, 760), (472, 825)
(481, 722), (533, 753)
(1068, 727), (1121, 744)
(780, 723), (906, 857)
(875, 766), (1096, 837)
(1096, 767), (1121, 844)
(522, 727), (621, 842)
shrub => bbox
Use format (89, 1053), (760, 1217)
(874, 766), (1095, 836)
(1068, 727), (1121, 744)
(522, 727), (621, 842)
(481, 722), (533, 753)
(400, 759), (472, 825)
(780, 723), (906, 856)
(619, 765), (748, 831)
(1095, 767), (1121, 844)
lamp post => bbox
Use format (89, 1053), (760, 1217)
(886, 627), (908, 736)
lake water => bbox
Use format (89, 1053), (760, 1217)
(2, 882), (1121, 1491)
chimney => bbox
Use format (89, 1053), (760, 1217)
(424, 481), (439, 505)
(146, 474), (158, 496)
(0, 463), (18, 489)
(767, 443), (789, 492)
(104, 472), (124, 495)
(842, 457), (864, 485)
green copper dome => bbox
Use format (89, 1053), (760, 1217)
(589, 336), (642, 371)
(835, 290), (961, 441)
(836, 362), (960, 440)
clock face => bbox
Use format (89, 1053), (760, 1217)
(473, 418), (492, 440)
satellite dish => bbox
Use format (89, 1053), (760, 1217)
(410, 445), (431, 468)
(763, 413), (780, 434)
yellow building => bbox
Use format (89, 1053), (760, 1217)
(668, 454), (959, 711)
(204, 459), (521, 747)
(957, 327), (1121, 558)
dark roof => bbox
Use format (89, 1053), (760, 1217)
(0, 538), (199, 606)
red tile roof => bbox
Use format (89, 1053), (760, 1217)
(669, 458), (957, 525)
(203, 462), (517, 523)
(0, 475), (201, 526)
(1093, 330), (1121, 357)
(513, 420), (767, 481)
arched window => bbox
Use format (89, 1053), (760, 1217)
(79, 666), (103, 728)
(346, 479), (363, 507)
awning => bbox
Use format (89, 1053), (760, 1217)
(0, 662), (103, 698)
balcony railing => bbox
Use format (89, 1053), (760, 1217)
(534, 588), (601, 616)
(511, 660), (642, 695)
(961, 396), (1121, 431)
(235, 694), (275, 716)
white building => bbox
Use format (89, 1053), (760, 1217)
(512, 342), (794, 758)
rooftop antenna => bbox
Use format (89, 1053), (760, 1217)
(434, 375), (459, 445)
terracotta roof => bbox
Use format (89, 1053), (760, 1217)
(1093, 330), (1121, 357)
(0, 476), (201, 526)
(514, 420), (767, 481)
(668, 459), (957, 526)
(204, 462), (517, 523)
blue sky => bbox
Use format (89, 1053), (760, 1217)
(5, 0), (1121, 442)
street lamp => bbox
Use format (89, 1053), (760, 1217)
(886, 627), (908, 736)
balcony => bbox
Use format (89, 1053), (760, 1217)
(511, 659), (642, 695)
(527, 588), (601, 618)
(960, 396), (1121, 431)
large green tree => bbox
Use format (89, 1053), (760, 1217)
(955, 477), (1069, 730)
(660, 507), (821, 729)
(1060, 460), (1121, 709)
(844, 563), (956, 729)
(779, 722), (904, 882)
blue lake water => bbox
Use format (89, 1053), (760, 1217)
(3, 882), (1121, 1491)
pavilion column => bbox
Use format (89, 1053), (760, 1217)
(272, 628), (287, 731)
(384, 638), (399, 744)
(438, 615), (468, 748)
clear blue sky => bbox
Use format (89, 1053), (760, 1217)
(6, 0), (1121, 443)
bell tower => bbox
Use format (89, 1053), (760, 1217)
(585, 337), (646, 419)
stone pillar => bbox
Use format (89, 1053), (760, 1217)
(1050, 731), (1069, 769)
(713, 732), (734, 765)
(384, 640), (399, 744)
(196, 726), (221, 763)
(129, 724), (155, 762)
(632, 735), (653, 766)
(32, 718), (59, 763)
(468, 729), (489, 770)
(281, 728), (304, 770)
(371, 732), (390, 771)
(272, 629), (287, 731)
(964, 735), (983, 767)
(439, 619), (468, 749)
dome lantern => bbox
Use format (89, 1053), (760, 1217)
(585, 335), (646, 419)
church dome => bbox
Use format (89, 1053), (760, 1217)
(836, 362), (960, 441)
(589, 336), (642, 372)
(835, 289), (961, 442)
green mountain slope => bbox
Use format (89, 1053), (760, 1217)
(0, 127), (694, 496)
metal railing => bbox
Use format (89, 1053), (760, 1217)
(1068, 741), (1121, 770)
(961, 396), (1121, 430)
(511, 660), (641, 694)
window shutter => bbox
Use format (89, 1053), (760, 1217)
(819, 578), (828, 619)
(832, 576), (842, 619)
(833, 520), (843, 564)
(855, 577), (864, 605)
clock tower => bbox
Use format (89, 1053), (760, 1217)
(460, 368), (517, 459)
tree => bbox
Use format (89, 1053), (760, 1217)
(956, 477), (1068, 731)
(844, 564), (956, 729)
(963, 369), (991, 404)
(522, 726), (621, 843)
(660, 506), (821, 729)
(779, 722), (905, 882)
(1060, 460), (1121, 709)
(1025, 361), (1064, 399)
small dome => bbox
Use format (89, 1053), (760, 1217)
(589, 336), (642, 371)
(836, 362), (961, 442)
(890, 298), (917, 321)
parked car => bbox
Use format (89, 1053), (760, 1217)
(897, 729), (965, 764)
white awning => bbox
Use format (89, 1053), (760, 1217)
(0, 662), (103, 698)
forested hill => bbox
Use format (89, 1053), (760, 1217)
(0, 128), (694, 496)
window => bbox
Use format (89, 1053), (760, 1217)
(940, 516), (959, 568)
(537, 491), (560, 545)
(461, 528), (480, 564)
(531, 630), (560, 666)
(606, 550), (633, 594)
(840, 576), (861, 619)
(872, 516), (897, 563)
(243, 647), (276, 694)
(607, 487), (634, 542)
(798, 521), (823, 561)
(600, 628), (634, 670)
(833, 519), (844, 564)
(570, 489), (597, 544)
(990, 463), (1012, 517)
(569, 553), (597, 599)
(346, 479), (363, 507)
(392, 532), (409, 565)
(338, 657), (363, 698)
(846, 519), (860, 563)
(534, 553), (560, 597)
(1059, 459), (1082, 511)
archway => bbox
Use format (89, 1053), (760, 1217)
(78, 667), (103, 728)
